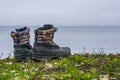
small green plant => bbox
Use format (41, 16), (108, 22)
(0, 53), (120, 80)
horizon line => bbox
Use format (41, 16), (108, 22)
(0, 24), (120, 27)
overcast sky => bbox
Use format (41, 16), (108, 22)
(0, 0), (120, 26)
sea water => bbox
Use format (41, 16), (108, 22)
(0, 26), (120, 58)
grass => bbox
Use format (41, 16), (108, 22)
(0, 53), (120, 80)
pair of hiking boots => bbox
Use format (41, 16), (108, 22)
(11, 24), (71, 61)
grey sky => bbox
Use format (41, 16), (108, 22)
(0, 0), (120, 26)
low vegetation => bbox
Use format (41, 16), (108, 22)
(0, 53), (120, 80)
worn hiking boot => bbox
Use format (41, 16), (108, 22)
(32, 24), (71, 61)
(11, 26), (32, 61)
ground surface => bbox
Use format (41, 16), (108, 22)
(0, 53), (120, 80)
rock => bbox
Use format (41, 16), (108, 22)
(44, 63), (53, 69)
(99, 75), (109, 80)
(5, 62), (13, 65)
(10, 70), (16, 73)
(42, 75), (56, 80)
(11, 76), (19, 80)
(110, 77), (117, 80)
